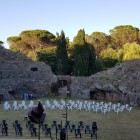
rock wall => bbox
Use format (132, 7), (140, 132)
(0, 45), (140, 106)
(0, 46), (57, 100)
(70, 60), (140, 106)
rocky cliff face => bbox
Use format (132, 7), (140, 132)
(70, 60), (140, 106)
(0, 45), (57, 100)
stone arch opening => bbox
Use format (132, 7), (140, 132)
(90, 90), (106, 100)
(50, 82), (58, 96)
(57, 76), (71, 97)
(57, 80), (68, 97)
(90, 91), (97, 100)
(58, 80), (68, 88)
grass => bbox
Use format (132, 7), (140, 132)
(0, 97), (140, 140)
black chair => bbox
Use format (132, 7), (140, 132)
(70, 124), (76, 133)
(1, 120), (8, 136)
(75, 128), (82, 138)
(78, 121), (84, 129)
(92, 122), (97, 131)
(14, 123), (22, 136)
(1, 124), (8, 136)
(85, 125), (91, 134)
(45, 128), (52, 137)
(52, 121), (57, 128)
(16, 125), (23, 136)
(91, 122), (97, 139)
(30, 127), (37, 137)
(42, 123), (48, 132)
(65, 121), (70, 129)
(57, 124), (62, 132)
(13, 120), (19, 128)
(26, 120), (32, 128)
(28, 123), (34, 133)
(60, 128), (66, 140)
(28, 123), (37, 137)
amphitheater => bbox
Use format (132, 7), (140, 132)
(0, 45), (140, 140)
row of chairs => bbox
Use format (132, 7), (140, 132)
(3, 100), (34, 111)
(0, 119), (98, 139)
(41, 120), (98, 138)
(2, 99), (132, 115)
(0, 120), (36, 137)
(44, 99), (132, 115)
(1, 120), (23, 137)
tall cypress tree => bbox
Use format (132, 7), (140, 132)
(56, 30), (69, 75)
(73, 29), (96, 76)
(87, 43), (96, 74)
(73, 29), (89, 76)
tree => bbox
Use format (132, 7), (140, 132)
(37, 47), (57, 73)
(7, 36), (30, 54)
(110, 25), (139, 48)
(138, 31), (140, 44)
(0, 40), (4, 45)
(94, 59), (105, 72)
(0, 41), (4, 47)
(73, 29), (96, 76)
(7, 30), (56, 60)
(20, 30), (56, 60)
(100, 48), (119, 68)
(86, 32), (110, 57)
(73, 29), (88, 76)
(56, 30), (70, 75)
(20, 30), (56, 49)
(122, 42), (140, 60)
(88, 43), (96, 74)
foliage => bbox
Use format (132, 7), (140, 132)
(74, 29), (86, 45)
(100, 48), (118, 59)
(73, 29), (88, 76)
(88, 43), (97, 74)
(6, 25), (140, 75)
(19, 30), (56, 49)
(73, 45), (89, 76)
(0, 40), (4, 45)
(94, 59), (105, 72)
(37, 47), (57, 73)
(7, 30), (56, 60)
(110, 25), (139, 48)
(101, 57), (118, 68)
(100, 48), (119, 68)
(56, 31), (71, 75)
(122, 42), (140, 60)
(0, 40), (4, 47)
(73, 29), (96, 76)
(7, 36), (30, 54)
(86, 32), (110, 57)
